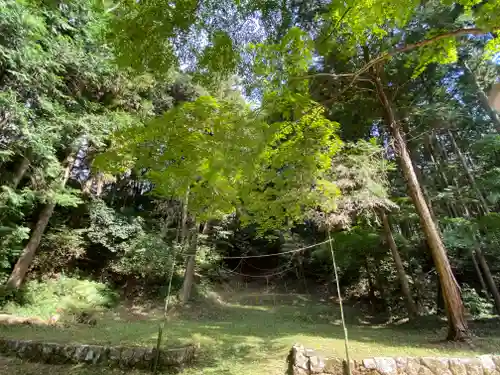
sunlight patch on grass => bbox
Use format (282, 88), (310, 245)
(1, 295), (500, 375)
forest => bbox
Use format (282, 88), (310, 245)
(0, 0), (500, 374)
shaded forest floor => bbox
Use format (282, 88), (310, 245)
(1, 288), (500, 375)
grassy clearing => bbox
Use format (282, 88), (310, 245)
(1, 291), (500, 375)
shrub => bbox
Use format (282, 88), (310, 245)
(1, 276), (118, 318)
(461, 285), (493, 317)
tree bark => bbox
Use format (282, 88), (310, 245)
(364, 259), (378, 312)
(471, 250), (489, 297)
(179, 227), (199, 303)
(407, 143), (440, 230)
(380, 211), (418, 318)
(6, 153), (76, 289)
(436, 277), (445, 315)
(475, 248), (500, 315)
(424, 133), (459, 218)
(12, 155), (30, 189)
(373, 75), (468, 340)
(447, 129), (489, 214)
(95, 173), (104, 197)
(447, 130), (500, 313)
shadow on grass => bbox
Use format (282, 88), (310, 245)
(1, 295), (500, 375)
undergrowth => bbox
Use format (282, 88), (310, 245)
(0, 276), (118, 319)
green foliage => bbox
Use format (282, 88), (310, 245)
(97, 95), (268, 220)
(241, 105), (342, 231)
(87, 200), (145, 253)
(109, 234), (176, 279)
(1, 276), (117, 319)
(3, 0), (500, 329)
(33, 226), (87, 274)
(461, 285), (493, 317)
(442, 217), (477, 251)
(108, 0), (198, 74)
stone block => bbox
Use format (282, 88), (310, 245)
(74, 345), (89, 362)
(107, 346), (122, 366)
(420, 357), (452, 375)
(309, 355), (326, 373)
(323, 358), (344, 374)
(0, 338), (196, 371)
(448, 358), (467, 375)
(463, 358), (484, 375)
(363, 358), (377, 369)
(479, 355), (497, 375)
(60, 345), (76, 363)
(492, 357), (500, 369)
(120, 348), (137, 368)
(160, 345), (196, 366)
(373, 357), (397, 375)
(291, 344), (309, 371)
(395, 357), (408, 371)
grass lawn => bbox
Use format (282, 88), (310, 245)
(1, 291), (500, 375)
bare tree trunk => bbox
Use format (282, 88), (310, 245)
(424, 133), (460, 218)
(475, 248), (500, 315)
(472, 250), (489, 297)
(373, 75), (468, 340)
(436, 277), (445, 315)
(179, 226), (199, 303)
(95, 173), (104, 197)
(374, 259), (389, 312)
(82, 178), (93, 195)
(364, 259), (378, 312)
(447, 130), (489, 214)
(180, 188), (190, 243)
(6, 153), (76, 289)
(380, 211), (418, 318)
(12, 156), (30, 189)
(178, 188), (195, 304)
(447, 130), (500, 313)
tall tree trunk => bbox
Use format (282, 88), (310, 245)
(373, 75), (468, 340)
(447, 130), (500, 313)
(447, 129), (489, 214)
(95, 173), (104, 197)
(407, 145), (440, 229)
(364, 259), (378, 312)
(424, 133), (459, 218)
(12, 155), (30, 189)
(436, 277), (445, 315)
(179, 225), (199, 303)
(380, 210), (418, 318)
(374, 259), (389, 312)
(475, 248), (500, 315)
(462, 62), (500, 132)
(181, 188), (190, 243)
(471, 250), (489, 297)
(6, 153), (76, 289)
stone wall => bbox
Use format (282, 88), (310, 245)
(0, 338), (197, 370)
(288, 344), (500, 375)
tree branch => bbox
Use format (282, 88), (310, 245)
(297, 27), (497, 84)
(356, 27), (497, 78)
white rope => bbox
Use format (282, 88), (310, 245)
(220, 238), (333, 259)
(219, 261), (293, 278)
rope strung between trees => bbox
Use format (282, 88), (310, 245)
(219, 238), (334, 259)
(219, 260), (294, 278)
(328, 231), (351, 375)
(151, 236), (341, 373)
